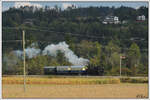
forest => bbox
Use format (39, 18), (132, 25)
(2, 5), (148, 76)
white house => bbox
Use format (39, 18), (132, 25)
(102, 16), (120, 24)
(136, 15), (146, 21)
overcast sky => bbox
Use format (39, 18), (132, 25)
(2, 1), (148, 11)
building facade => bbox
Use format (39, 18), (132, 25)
(102, 16), (120, 24)
(136, 15), (146, 21)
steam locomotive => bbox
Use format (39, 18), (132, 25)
(44, 66), (87, 75)
(44, 65), (104, 75)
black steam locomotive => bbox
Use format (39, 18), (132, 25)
(44, 65), (104, 75)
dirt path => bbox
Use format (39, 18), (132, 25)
(2, 84), (148, 99)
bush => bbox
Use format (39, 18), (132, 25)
(120, 77), (148, 83)
(121, 68), (132, 76)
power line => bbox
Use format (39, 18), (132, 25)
(2, 27), (148, 42)
(2, 27), (148, 52)
(2, 27), (112, 39)
(2, 40), (22, 42)
(1, 40), (33, 42)
(2, 40), (148, 52)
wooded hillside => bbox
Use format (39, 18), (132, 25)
(2, 6), (148, 76)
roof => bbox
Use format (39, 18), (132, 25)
(57, 66), (69, 68)
(44, 66), (85, 68)
(44, 66), (56, 68)
(71, 66), (85, 68)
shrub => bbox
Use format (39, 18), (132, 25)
(121, 68), (132, 76)
(120, 77), (148, 83)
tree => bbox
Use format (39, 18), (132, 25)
(105, 40), (120, 57)
(56, 50), (72, 66)
(2, 52), (22, 75)
(138, 6), (148, 18)
(94, 41), (101, 58)
(89, 56), (100, 67)
(100, 52), (107, 69)
(76, 40), (94, 59)
(105, 40), (120, 74)
(88, 41), (102, 75)
(127, 43), (141, 76)
(89, 41), (101, 66)
(109, 52), (120, 75)
(65, 33), (76, 51)
(26, 55), (48, 75)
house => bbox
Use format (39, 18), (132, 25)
(136, 15), (146, 21)
(23, 18), (34, 25)
(122, 20), (128, 24)
(102, 16), (120, 24)
(76, 17), (88, 21)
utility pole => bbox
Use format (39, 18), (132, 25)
(120, 55), (122, 77)
(23, 30), (26, 92)
(120, 55), (126, 77)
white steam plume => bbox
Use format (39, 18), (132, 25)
(14, 47), (41, 59)
(42, 42), (89, 65)
(14, 41), (89, 65)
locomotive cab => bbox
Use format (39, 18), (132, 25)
(44, 66), (56, 75)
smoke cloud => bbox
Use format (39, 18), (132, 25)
(14, 42), (89, 65)
(42, 42), (89, 65)
(14, 48), (41, 59)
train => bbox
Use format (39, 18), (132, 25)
(44, 66), (87, 75)
(44, 65), (104, 75)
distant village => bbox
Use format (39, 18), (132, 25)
(23, 15), (146, 26)
(102, 15), (146, 24)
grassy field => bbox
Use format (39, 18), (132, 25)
(2, 76), (148, 85)
(2, 84), (148, 98)
(2, 76), (121, 85)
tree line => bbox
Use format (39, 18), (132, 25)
(2, 5), (148, 76)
